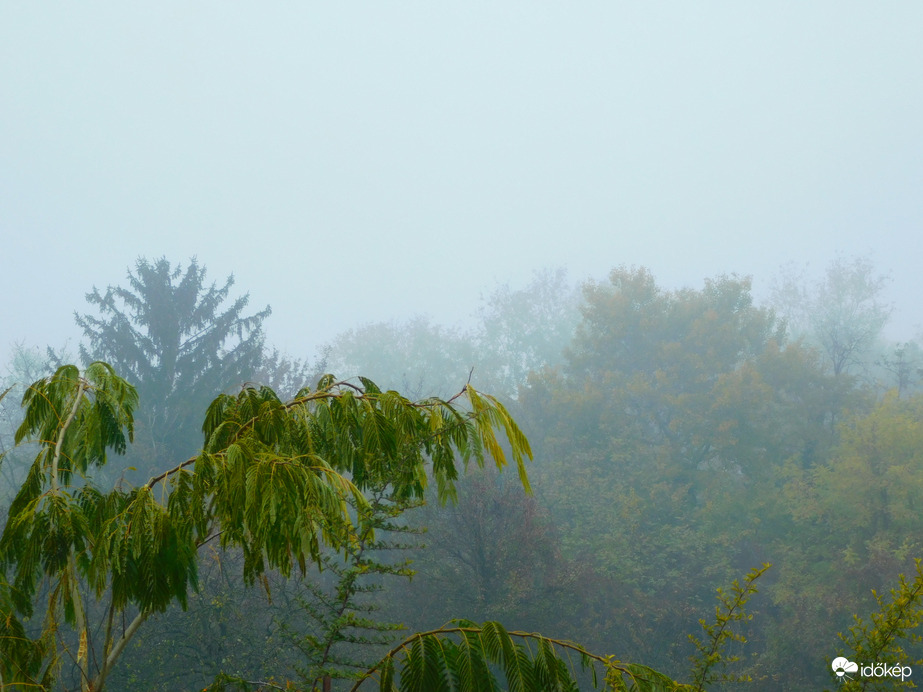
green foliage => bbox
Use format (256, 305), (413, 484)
(75, 257), (271, 474)
(1, 345), (77, 515)
(0, 362), (139, 690)
(515, 267), (862, 684)
(833, 559), (923, 691)
(523, 269), (790, 572)
(567, 267), (781, 382)
(0, 362), (533, 691)
(0, 572), (52, 689)
(688, 564), (769, 690)
(558, 266), (791, 490)
(280, 486), (424, 690)
(2, 363), (138, 609)
(766, 392), (923, 682)
(15, 362), (138, 475)
(349, 620), (685, 692)
(808, 392), (923, 561)
(6, 260), (918, 689)
(344, 565), (767, 692)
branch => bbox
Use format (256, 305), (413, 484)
(144, 454), (198, 488)
(91, 609), (150, 691)
(51, 377), (87, 492)
(144, 382), (475, 490)
(347, 624), (667, 692)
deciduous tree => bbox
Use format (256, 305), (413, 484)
(771, 256), (892, 376)
(0, 361), (531, 690)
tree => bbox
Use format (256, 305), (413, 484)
(561, 266), (785, 483)
(75, 257), (271, 476)
(391, 465), (578, 635)
(1, 344), (61, 507)
(0, 361), (531, 690)
(322, 316), (475, 400)
(321, 269), (580, 402)
(472, 267), (581, 397)
(771, 256), (892, 376)
(515, 266), (864, 683)
(836, 559), (923, 691)
(778, 393), (923, 611)
(254, 347), (328, 400)
(876, 341), (923, 399)
(278, 485), (424, 690)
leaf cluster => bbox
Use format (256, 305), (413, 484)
(687, 564), (770, 690)
(0, 362), (533, 690)
(834, 559), (923, 691)
(0, 573), (52, 688)
(176, 376), (531, 586)
(350, 620), (685, 692)
(2, 363), (139, 614)
(281, 488), (424, 689)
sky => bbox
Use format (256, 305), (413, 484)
(2, 3), (922, 368)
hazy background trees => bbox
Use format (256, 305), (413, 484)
(3, 253), (922, 689)
(321, 268), (580, 401)
(770, 256), (893, 377)
(309, 256), (921, 688)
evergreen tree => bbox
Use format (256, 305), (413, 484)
(75, 257), (270, 476)
(279, 485), (423, 691)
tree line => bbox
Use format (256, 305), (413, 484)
(2, 255), (922, 690)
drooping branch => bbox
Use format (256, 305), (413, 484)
(51, 377), (87, 493)
(347, 622), (682, 692)
(3, 362), (533, 691)
(142, 381), (478, 492)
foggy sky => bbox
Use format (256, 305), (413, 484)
(2, 3), (922, 368)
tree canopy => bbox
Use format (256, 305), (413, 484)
(5, 259), (923, 690)
(75, 257), (271, 474)
(770, 256), (892, 376)
(0, 361), (531, 690)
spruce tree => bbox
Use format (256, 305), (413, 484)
(75, 257), (270, 477)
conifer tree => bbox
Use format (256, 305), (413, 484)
(75, 257), (270, 476)
(278, 486), (424, 691)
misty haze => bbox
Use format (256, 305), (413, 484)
(2, 4), (922, 690)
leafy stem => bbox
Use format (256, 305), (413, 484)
(688, 563), (770, 690)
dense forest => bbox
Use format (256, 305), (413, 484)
(2, 256), (922, 690)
